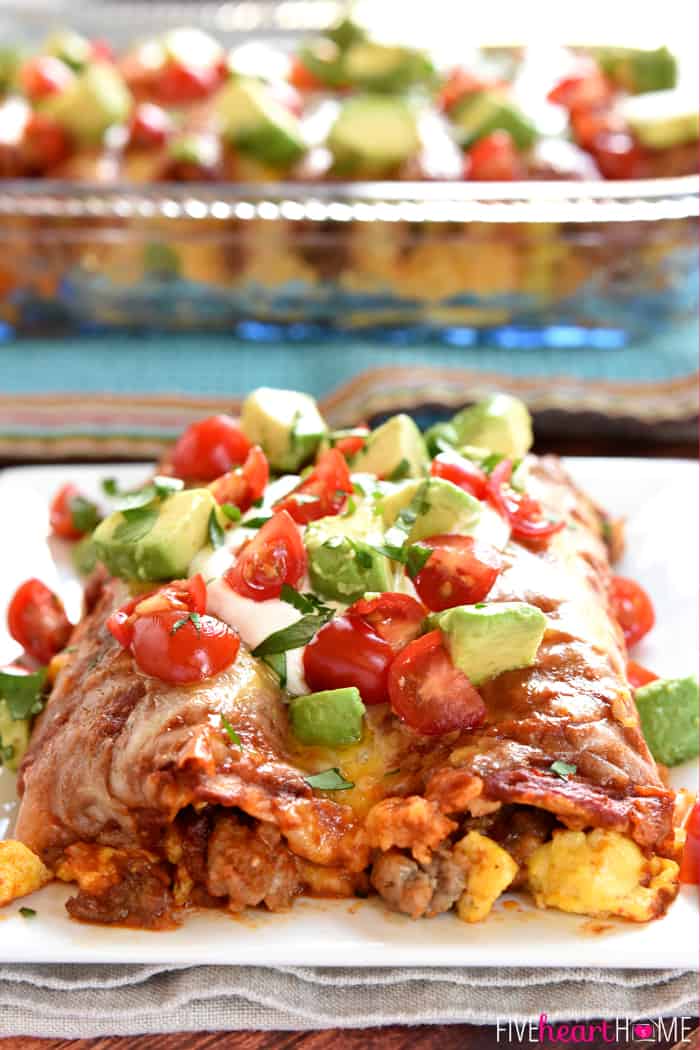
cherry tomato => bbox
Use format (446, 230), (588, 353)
(288, 57), (325, 92)
(348, 593), (426, 652)
(413, 535), (502, 612)
(155, 60), (220, 104)
(487, 459), (564, 543)
(7, 578), (72, 664)
(547, 70), (613, 111)
(303, 614), (393, 705)
(128, 103), (173, 149)
(465, 132), (521, 181)
(274, 448), (352, 525)
(591, 130), (644, 180)
(610, 576), (655, 648)
(22, 113), (71, 170)
(438, 68), (485, 112)
(130, 609), (239, 684)
(21, 56), (74, 99)
(570, 106), (623, 150)
(680, 802), (700, 884)
(627, 660), (658, 689)
(225, 511), (306, 601)
(91, 40), (114, 63)
(209, 446), (269, 513)
(333, 427), (370, 460)
(430, 451), (488, 499)
(388, 630), (485, 735)
(169, 414), (251, 482)
(49, 483), (92, 540)
(107, 575), (207, 649)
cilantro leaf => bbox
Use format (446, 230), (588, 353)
(68, 494), (100, 534)
(242, 515), (272, 530)
(387, 457), (411, 482)
(550, 760), (577, 780)
(280, 585), (315, 615)
(221, 503), (242, 523)
(112, 506), (159, 544)
(253, 611), (332, 657)
(208, 508), (225, 549)
(220, 714), (242, 748)
(153, 475), (184, 498)
(405, 543), (432, 579)
(304, 768), (354, 791)
(171, 612), (201, 635)
(0, 668), (47, 720)
(263, 652), (287, 688)
(351, 542), (373, 570)
(18, 907), (37, 919)
(101, 477), (119, 497)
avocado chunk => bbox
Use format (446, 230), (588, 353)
(305, 502), (393, 602)
(342, 42), (435, 93)
(619, 90), (699, 149)
(635, 675), (699, 767)
(71, 534), (99, 576)
(215, 78), (306, 168)
(0, 47), (22, 94)
(297, 38), (348, 88)
(595, 46), (677, 95)
(93, 488), (218, 582)
(41, 62), (132, 144)
(45, 29), (92, 72)
(351, 414), (428, 480)
(241, 387), (327, 472)
(426, 394), (533, 459)
(429, 602), (547, 685)
(289, 687), (366, 746)
(0, 700), (30, 773)
(327, 95), (421, 175)
(381, 477), (482, 542)
(450, 90), (537, 150)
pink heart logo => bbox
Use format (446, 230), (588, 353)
(634, 1024), (654, 1039)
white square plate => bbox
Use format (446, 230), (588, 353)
(0, 459), (697, 968)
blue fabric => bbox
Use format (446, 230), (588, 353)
(1, 324), (697, 398)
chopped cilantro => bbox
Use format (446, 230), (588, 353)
(0, 668), (47, 720)
(387, 458), (411, 482)
(550, 760), (577, 780)
(221, 503), (242, 522)
(253, 609), (333, 657)
(243, 515), (272, 530)
(405, 543), (432, 579)
(279, 585), (331, 617)
(342, 497), (357, 518)
(220, 714), (242, 748)
(263, 652), (287, 688)
(68, 494), (100, 534)
(171, 612), (201, 635)
(18, 907), (36, 919)
(304, 768), (354, 791)
(112, 506), (159, 544)
(208, 508), (225, 549)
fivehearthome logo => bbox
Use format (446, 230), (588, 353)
(495, 1014), (697, 1044)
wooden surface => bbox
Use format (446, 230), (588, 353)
(1, 432), (697, 1050)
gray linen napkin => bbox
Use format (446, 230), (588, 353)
(0, 964), (697, 1037)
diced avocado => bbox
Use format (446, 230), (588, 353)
(0, 47), (22, 93)
(41, 62), (132, 144)
(595, 46), (677, 95)
(167, 132), (220, 170)
(93, 488), (218, 582)
(297, 38), (348, 88)
(289, 687), (366, 746)
(351, 414), (428, 480)
(429, 602), (547, 685)
(635, 675), (699, 767)
(45, 29), (92, 72)
(163, 27), (222, 70)
(327, 16), (367, 52)
(305, 502), (393, 602)
(215, 78), (306, 168)
(450, 90), (537, 150)
(342, 42), (435, 93)
(241, 387), (327, 472)
(427, 394), (533, 459)
(327, 95), (421, 175)
(0, 700), (30, 773)
(619, 90), (699, 149)
(381, 477), (481, 542)
(72, 534), (99, 576)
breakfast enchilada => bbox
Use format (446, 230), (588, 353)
(1, 391), (697, 927)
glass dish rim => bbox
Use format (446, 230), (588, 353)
(0, 174), (697, 224)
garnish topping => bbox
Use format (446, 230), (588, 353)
(220, 713), (242, 747)
(0, 668), (48, 720)
(550, 760), (577, 780)
(304, 767), (354, 791)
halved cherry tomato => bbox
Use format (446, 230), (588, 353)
(22, 113), (71, 170)
(130, 609), (239, 684)
(465, 131), (521, 181)
(547, 70), (613, 111)
(303, 614), (393, 705)
(388, 630), (485, 735)
(413, 534), (502, 612)
(169, 414), (251, 482)
(21, 56), (74, 99)
(348, 593), (426, 652)
(430, 451), (488, 499)
(570, 106), (623, 150)
(591, 130), (644, 180)
(333, 427), (370, 461)
(627, 660), (658, 689)
(129, 103), (173, 149)
(49, 483), (93, 540)
(274, 448), (352, 525)
(487, 459), (564, 544)
(680, 802), (700, 884)
(288, 57), (325, 92)
(155, 60), (220, 104)
(610, 576), (655, 649)
(438, 68), (485, 113)
(209, 446), (269, 513)
(7, 578), (72, 664)
(225, 510), (305, 601)
(107, 574), (207, 649)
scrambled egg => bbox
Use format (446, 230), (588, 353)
(0, 840), (51, 907)
(454, 831), (519, 923)
(526, 828), (679, 922)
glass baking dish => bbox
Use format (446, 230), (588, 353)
(0, 175), (697, 344)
